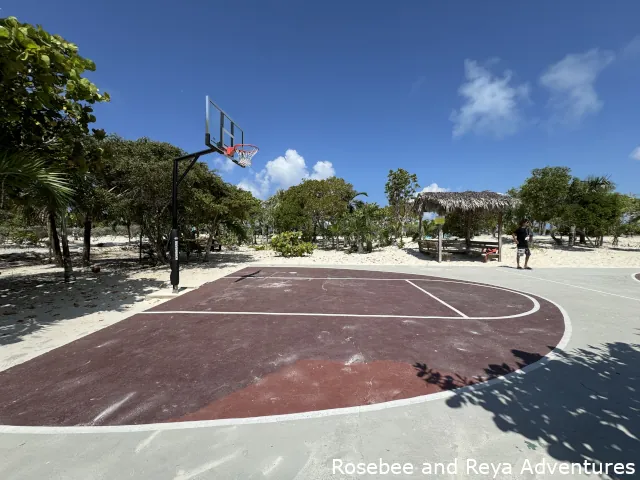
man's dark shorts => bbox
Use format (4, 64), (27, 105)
(517, 244), (531, 257)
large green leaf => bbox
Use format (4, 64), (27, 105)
(0, 149), (73, 208)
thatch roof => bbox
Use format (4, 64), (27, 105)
(413, 190), (518, 215)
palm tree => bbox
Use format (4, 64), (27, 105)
(0, 149), (73, 210)
(347, 192), (368, 213)
(1, 149), (74, 270)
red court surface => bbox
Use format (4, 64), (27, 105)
(0, 267), (566, 427)
(635, 273), (640, 282)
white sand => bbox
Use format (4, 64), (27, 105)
(1, 234), (639, 371)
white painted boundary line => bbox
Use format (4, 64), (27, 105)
(0, 289), (570, 435)
(226, 276), (476, 281)
(137, 306), (539, 321)
(504, 270), (640, 303)
(406, 280), (468, 318)
(143, 277), (540, 321)
(632, 273), (640, 283)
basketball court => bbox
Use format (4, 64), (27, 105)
(0, 267), (567, 427)
(2, 92), (637, 476)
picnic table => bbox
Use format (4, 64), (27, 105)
(418, 238), (502, 262)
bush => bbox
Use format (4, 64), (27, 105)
(7, 229), (41, 246)
(253, 244), (269, 251)
(378, 228), (393, 247)
(270, 231), (315, 257)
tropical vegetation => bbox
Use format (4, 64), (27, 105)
(2, 17), (638, 276)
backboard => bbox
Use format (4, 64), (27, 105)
(205, 96), (245, 153)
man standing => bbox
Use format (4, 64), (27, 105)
(512, 219), (532, 270)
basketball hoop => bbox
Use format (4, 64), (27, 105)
(224, 144), (259, 168)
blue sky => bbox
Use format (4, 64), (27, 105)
(6, 0), (640, 204)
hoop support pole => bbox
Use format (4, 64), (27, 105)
(170, 146), (221, 293)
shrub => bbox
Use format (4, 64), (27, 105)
(270, 231), (315, 257)
(253, 244), (269, 251)
(8, 229), (40, 246)
(378, 229), (393, 247)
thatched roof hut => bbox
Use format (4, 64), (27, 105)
(413, 190), (518, 215)
(413, 190), (518, 263)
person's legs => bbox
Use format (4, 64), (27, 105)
(524, 248), (531, 269)
(516, 248), (522, 268)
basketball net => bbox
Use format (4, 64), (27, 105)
(225, 144), (259, 168)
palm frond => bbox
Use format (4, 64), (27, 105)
(0, 149), (74, 209)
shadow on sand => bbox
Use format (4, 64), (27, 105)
(415, 343), (640, 479)
(0, 266), (165, 347)
(401, 245), (489, 264)
(0, 250), (256, 347)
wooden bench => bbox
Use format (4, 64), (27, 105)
(468, 240), (500, 262)
(418, 239), (467, 261)
(419, 239), (501, 262)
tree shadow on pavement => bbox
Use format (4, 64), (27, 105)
(415, 344), (640, 479)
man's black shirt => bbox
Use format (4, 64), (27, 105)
(514, 227), (530, 248)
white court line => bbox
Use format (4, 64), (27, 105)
(184, 276), (540, 320)
(405, 280), (468, 318)
(0, 289), (570, 435)
(228, 276), (461, 281)
(138, 306), (539, 320)
(504, 270), (640, 302)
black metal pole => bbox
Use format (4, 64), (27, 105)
(170, 158), (180, 292)
(169, 146), (220, 293)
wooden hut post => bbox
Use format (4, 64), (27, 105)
(497, 212), (503, 262)
(437, 224), (443, 263)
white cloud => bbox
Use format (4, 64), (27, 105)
(630, 147), (640, 161)
(237, 180), (262, 198)
(450, 59), (530, 139)
(213, 155), (235, 173)
(622, 36), (640, 58)
(237, 149), (336, 199)
(539, 49), (615, 126)
(421, 183), (449, 193)
(310, 160), (336, 180)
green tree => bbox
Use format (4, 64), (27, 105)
(1, 17), (109, 278)
(561, 176), (621, 246)
(613, 195), (640, 243)
(100, 135), (260, 263)
(270, 177), (356, 243)
(0, 17), (109, 150)
(346, 201), (382, 253)
(0, 149), (72, 209)
(189, 177), (261, 259)
(516, 166), (572, 233)
(67, 129), (114, 265)
(272, 187), (308, 236)
(384, 168), (419, 244)
(99, 136), (187, 262)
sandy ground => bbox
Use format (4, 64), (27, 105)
(1, 234), (639, 372)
